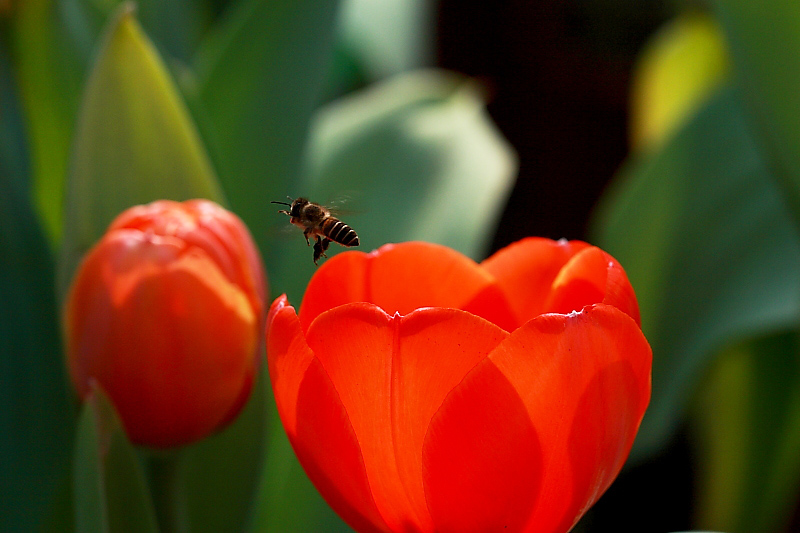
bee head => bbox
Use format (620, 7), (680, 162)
(290, 198), (309, 218)
(272, 197), (308, 218)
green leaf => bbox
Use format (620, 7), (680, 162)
(11, 0), (89, 243)
(591, 85), (800, 461)
(692, 331), (800, 533)
(714, 0), (800, 223)
(58, 3), (224, 301)
(191, 0), (341, 256)
(692, 332), (800, 532)
(0, 40), (73, 532)
(268, 69), (517, 304)
(73, 385), (158, 533)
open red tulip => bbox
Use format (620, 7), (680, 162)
(267, 238), (651, 532)
(65, 200), (266, 448)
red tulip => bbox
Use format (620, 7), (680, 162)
(64, 200), (266, 448)
(267, 238), (651, 532)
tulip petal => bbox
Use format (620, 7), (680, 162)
(422, 363), (543, 532)
(481, 237), (590, 325)
(424, 304), (650, 532)
(109, 200), (266, 320)
(301, 304), (508, 531)
(266, 296), (388, 533)
(546, 246), (641, 325)
(299, 242), (512, 331)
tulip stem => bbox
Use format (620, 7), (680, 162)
(149, 453), (186, 533)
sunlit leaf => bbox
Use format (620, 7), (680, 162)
(629, 11), (729, 151)
(0, 41), (73, 532)
(714, 0), (800, 222)
(268, 69), (517, 304)
(693, 331), (800, 533)
(73, 385), (157, 533)
(192, 0), (341, 256)
(58, 3), (224, 300)
(338, 0), (434, 79)
(592, 85), (800, 461)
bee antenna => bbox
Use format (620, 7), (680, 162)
(271, 201), (292, 206)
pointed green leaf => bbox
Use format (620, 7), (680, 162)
(693, 331), (800, 532)
(0, 41), (73, 532)
(268, 69), (517, 304)
(191, 0), (341, 255)
(592, 85), (800, 461)
(58, 3), (224, 300)
(73, 385), (157, 533)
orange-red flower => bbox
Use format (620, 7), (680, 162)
(267, 238), (651, 532)
(64, 200), (266, 448)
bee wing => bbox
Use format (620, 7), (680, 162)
(324, 192), (364, 217)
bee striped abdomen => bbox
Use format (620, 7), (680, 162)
(322, 218), (359, 247)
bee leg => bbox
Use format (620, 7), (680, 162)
(313, 237), (331, 265)
(303, 228), (313, 246)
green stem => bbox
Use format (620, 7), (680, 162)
(149, 452), (185, 533)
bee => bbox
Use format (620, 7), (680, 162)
(272, 197), (360, 264)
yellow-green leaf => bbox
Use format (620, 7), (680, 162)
(58, 3), (223, 300)
(629, 11), (729, 151)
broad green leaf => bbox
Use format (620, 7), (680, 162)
(0, 42), (73, 532)
(338, 0), (434, 80)
(253, 70), (516, 531)
(592, 85), (800, 461)
(58, 3), (224, 300)
(73, 385), (157, 533)
(191, 0), (341, 256)
(180, 365), (268, 533)
(11, 0), (88, 243)
(268, 69), (517, 304)
(629, 11), (729, 151)
(713, 0), (800, 222)
(693, 331), (800, 533)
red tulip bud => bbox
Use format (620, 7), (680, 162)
(65, 200), (266, 448)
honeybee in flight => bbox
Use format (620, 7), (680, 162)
(273, 197), (360, 264)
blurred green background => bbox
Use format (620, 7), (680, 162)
(2, 0), (800, 531)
